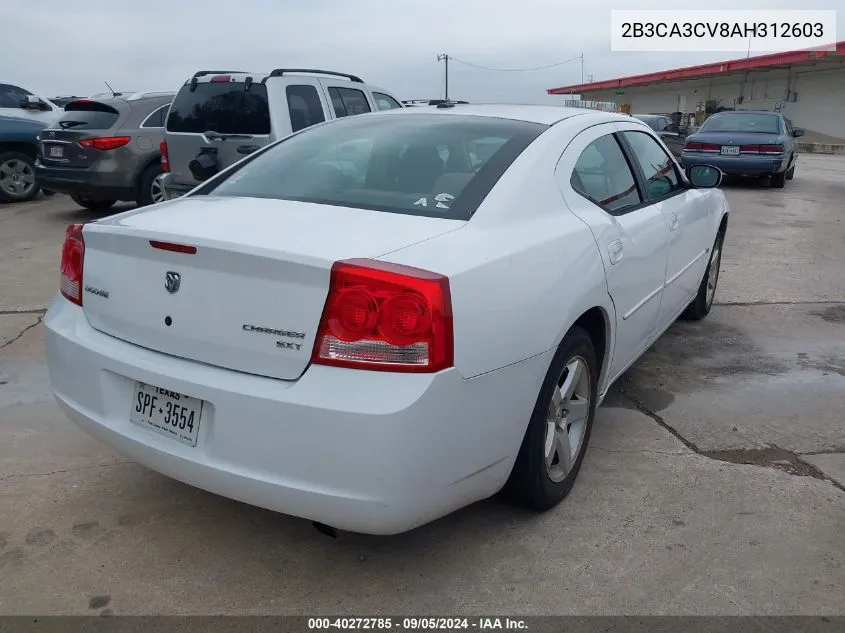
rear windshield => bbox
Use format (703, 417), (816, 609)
(199, 113), (548, 221)
(55, 102), (120, 130)
(700, 113), (781, 134)
(166, 81), (270, 135)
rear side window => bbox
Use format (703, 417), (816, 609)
(328, 87), (372, 118)
(141, 104), (169, 128)
(201, 114), (547, 221)
(373, 92), (402, 110)
(571, 134), (641, 214)
(55, 101), (120, 130)
(166, 81), (270, 135)
(286, 85), (326, 133)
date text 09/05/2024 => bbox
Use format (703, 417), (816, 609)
(307, 618), (528, 631)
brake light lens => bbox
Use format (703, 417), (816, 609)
(160, 140), (170, 172)
(312, 259), (454, 373)
(683, 141), (720, 152)
(150, 240), (197, 254)
(741, 144), (784, 154)
(78, 136), (131, 151)
(60, 224), (85, 306)
(210, 75), (231, 83)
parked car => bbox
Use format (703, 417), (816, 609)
(0, 81), (63, 124)
(43, 104), (728, 535)
(50, 96), (84, 109)
(159, 69), (402, 200)
(35, 91), (174, 211)
(631, 113), (685, 158)
(0, 115), (49, 202)
(680, 110), (802, 188)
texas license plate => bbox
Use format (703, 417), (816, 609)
(48, 145), (64, 158)
(720, 145), (740, 156)
(129, 382), (203, 446)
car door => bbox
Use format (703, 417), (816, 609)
(0, 83), (55, 122)
(617, 124), (713, 328)
(556, 123), (668, 381)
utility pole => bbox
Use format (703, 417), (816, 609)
(580, 54), (584, 84)
(437, 53), (449, 100)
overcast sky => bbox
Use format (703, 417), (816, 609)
(2, 0), (841, 102)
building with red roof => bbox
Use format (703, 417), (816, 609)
(548, 42), (845, 140)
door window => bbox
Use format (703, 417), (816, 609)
(286, 85), (326, 133)
(621, 131), (682, 201)
(571, 134), (642, 214)
(0, 83), (32, 108)
(328, 87), (372, 118)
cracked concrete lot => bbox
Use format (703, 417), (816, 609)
(1, 155), (844, 615)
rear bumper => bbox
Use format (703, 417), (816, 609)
(680, 153), (786, 175)
(35, 163), (135, 200)
(43, 297), (549, 535)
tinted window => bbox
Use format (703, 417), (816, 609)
(55, 101), (120, 130)
(373, 92), (402, 110)
(166, 81), (270, 134)
(286, 85), (326, 133)
(141, 104), (169, 128)
(622, 131), (681, 200)
(201, 114), (547, 221)
(571, 134), (641, 213)
(784, 118), (794, 135)
(700, 113), (781, 134)
(328, 87), (371, 118)
(0, 83), (31, 108)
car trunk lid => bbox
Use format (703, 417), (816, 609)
(81, 195), (464, 381)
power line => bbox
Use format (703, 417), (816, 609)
(448, 54), (583, 73)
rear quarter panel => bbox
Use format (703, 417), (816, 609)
(379, 117), (615, 380)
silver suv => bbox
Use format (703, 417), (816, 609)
(159, 69), (403, 200)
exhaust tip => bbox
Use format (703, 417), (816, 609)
(312, 521), (338, 538)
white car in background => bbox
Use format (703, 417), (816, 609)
(0, 80), (62, 123)
(44, 104), (729, 535)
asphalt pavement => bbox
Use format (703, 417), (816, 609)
(0, 157), (843, 614)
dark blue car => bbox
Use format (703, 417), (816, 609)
(0, 114), (47, 202)
(680, 111), (804, 188)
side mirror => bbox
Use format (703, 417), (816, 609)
(687, 164), (723, 188)
(792, 129), (805, 138)
(20, 96), (50, 111)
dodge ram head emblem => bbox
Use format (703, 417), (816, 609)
(164, 271), (181, 294)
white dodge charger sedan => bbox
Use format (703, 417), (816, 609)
(44, 104), (728, 535)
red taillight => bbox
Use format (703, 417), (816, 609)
(60, 224), (85, 306)
(312, 259), (454, 373)
(739, 144), (785, 154)
(78, 136), (131, 151)
(210, 75), (231, 83)
(160, 140), (170, 172)
(683, 142), (719, 152)
(150, 240), (197, 254)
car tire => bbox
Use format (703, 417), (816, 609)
(682, 229), (724, 321)
(503, 325), (598, 510)
(785, 165), (795, 180)
(0, 151), (40, 203)
(70, 193), (116, 212)
(771, 171), (786, 188)
(137, 163), (165, 207)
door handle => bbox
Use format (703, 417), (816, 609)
(608, 239), (623, 265)
(237, 144), (261, 155)
(668, 213), (679, 232)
